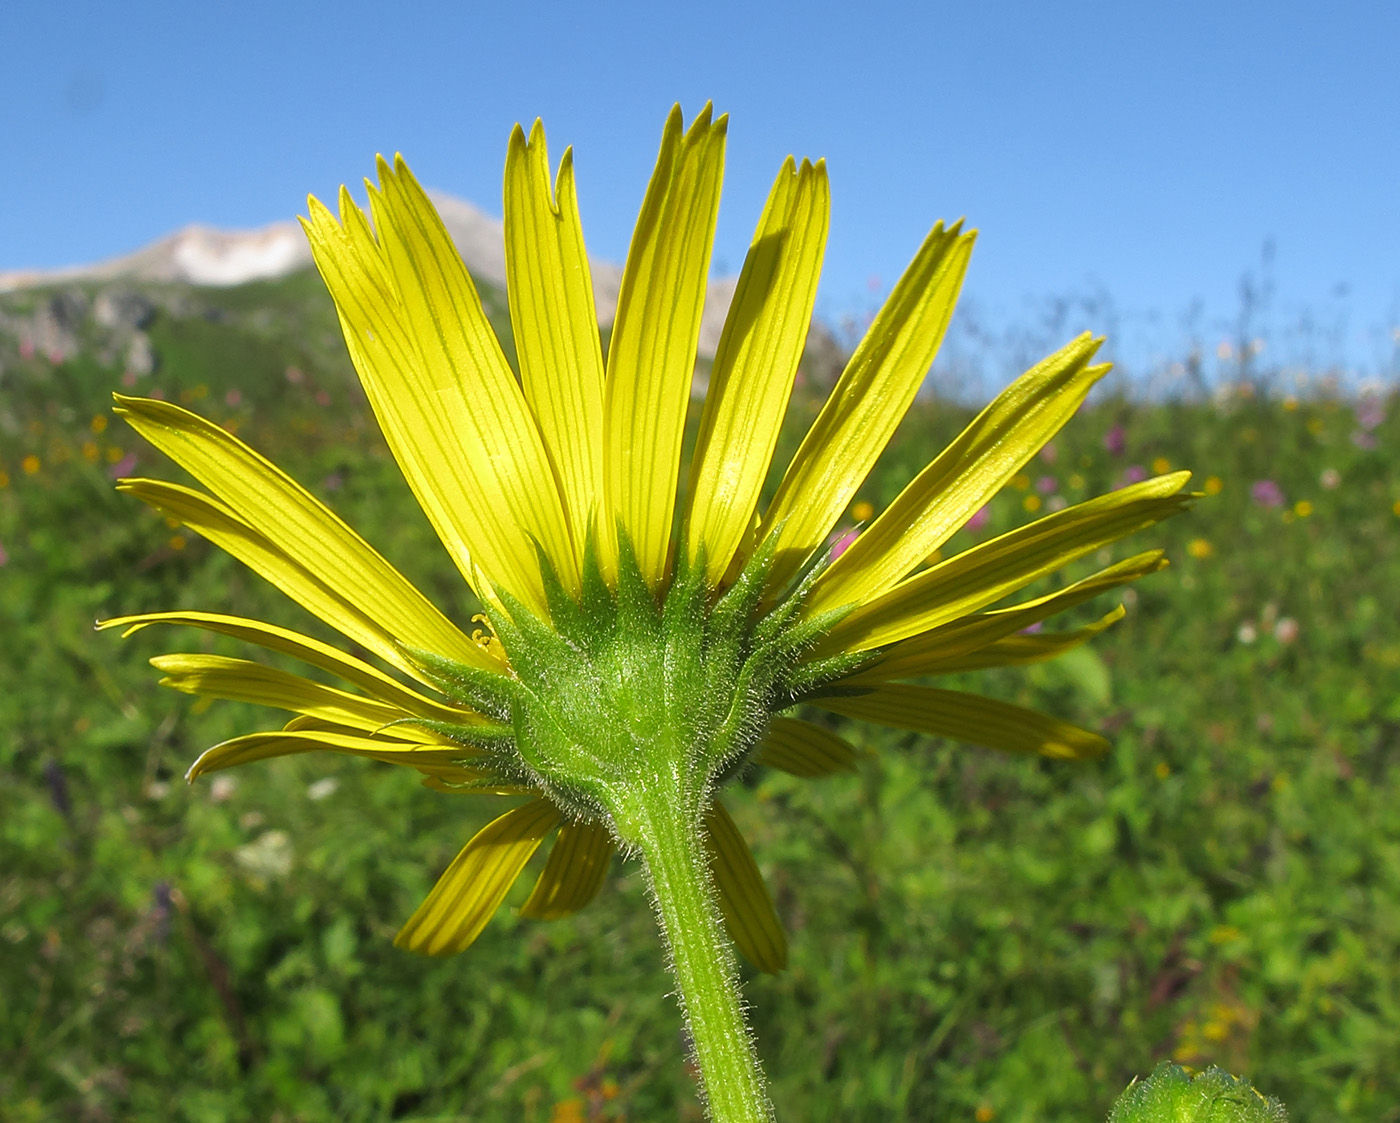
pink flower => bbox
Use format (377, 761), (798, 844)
(0, 540), (8, 567)
(1251, 479), (1285, 508)
(829, 528), (859, 559)
(965, 505), (991, 533)
(1122, 465), (1147, 485)
(1356, 394), (1385, 432)
(19, 339), (34, 359)
(108, 451), (138, 480)
(1039, 442), (1058, 465)
(1035, 475), (1058, 495)
(225, 388), (243, 407)
(1104, 425), (1126, 456)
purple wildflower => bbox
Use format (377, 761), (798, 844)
(830, 528), (859, 559)
(1251, 479), (1286, 508)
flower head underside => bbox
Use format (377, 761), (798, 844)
(104, 104), (1192, 971)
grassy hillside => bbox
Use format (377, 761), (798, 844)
(2, 273), (1398, 1121)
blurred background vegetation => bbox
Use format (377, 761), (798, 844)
(2, 271), (1397, 1122)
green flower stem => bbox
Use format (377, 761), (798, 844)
(619, 773), (773, 1123)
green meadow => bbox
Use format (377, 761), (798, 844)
(2, 273), (1398, 1122)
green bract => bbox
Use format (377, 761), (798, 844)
(1109, 1063), (1288, 1123)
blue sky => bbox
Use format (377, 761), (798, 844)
(3, 0), (1397, 381)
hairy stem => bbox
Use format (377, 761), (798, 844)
(621, 776), (772, 1123)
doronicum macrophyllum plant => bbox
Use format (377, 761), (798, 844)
(104, 103), (1192, 1121)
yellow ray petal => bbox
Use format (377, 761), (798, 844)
(759, 220), (976, 594)
(815, 685), (1109, 760)
(704, 801), (787, 974)
(753, 716), (858, 778)
(98, 611), (482, 723)
(280, 714), (443, 743)
(113, 396), (496, 676)
(821, 474), (1192, 654)
(395, 799), (561, 957)
(808, 334), (1108, 614)
(303, 178), (575, 614)
(369, 157), (579, 598)
(848, 551), (1166, 681)
(150, 653), (466, 737)
(504, 121), (607, 558)
(684, 157), (830, 586)
(603, 103), (727, 587)
(904, 607), (1126, 674)
(519, 820), (614, 919)
(117, 477), (482, 686)
(187, 728), (484, 781)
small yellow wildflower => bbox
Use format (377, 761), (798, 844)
(91, 414), (109, 434)
(21, 455), (40, 475)
(1022, 494), (1042, 513)
(1011, 473), (1031, 490)
(169, 535), (187, 551)
(1294, 500), (1312, 518)
(1068, 473), (1085, 489)
(105, 446), (125, 464)
(976, 1106), (996, 1123)
(1155, 761), (1171, 779)
(1282, 395), (1298, 411)
(1187, 538), (1213, 559)
(0, 470), (9, 488)
(1203, 476), (1223, 496)
(82, 441), (100, 463)
(549, 1099), (585, 1123)
(1152, 456), (1171, 474)
(850, 499), (875, 522)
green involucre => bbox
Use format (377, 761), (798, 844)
(406, 532), (866, 845)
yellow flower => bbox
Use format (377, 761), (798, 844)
(1293, 500), (1313, 518)
(1203, 476), (1224, 496)
(105, 105), (1188, 971)
(850, 499), (875, 522)
(21, 454), (41, 475)
(1187, 538), (1213, 559)
(1152, 456), (1171, 474)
